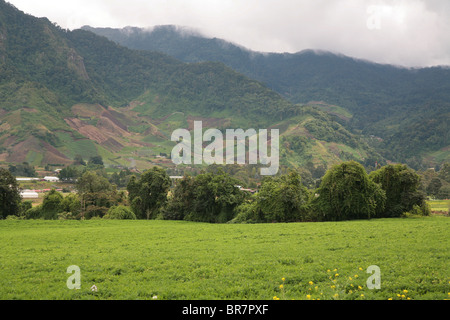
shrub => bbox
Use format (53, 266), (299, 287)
(25, 206), (43, 220)
(402, 203), (431, 218)
(229, 201), (261, 224)
(104, 205), (137, 220)
(57, 212), (78, 220)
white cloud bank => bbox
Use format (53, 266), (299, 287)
(7, 0), (450, 67)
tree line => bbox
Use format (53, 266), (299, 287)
(1, 160), (441, 222)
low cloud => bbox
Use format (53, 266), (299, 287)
(8, 0), (450, 67)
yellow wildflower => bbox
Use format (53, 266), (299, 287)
(309, 281), (314, 286)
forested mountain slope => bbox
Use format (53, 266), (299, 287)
(85, 25), (450, 168)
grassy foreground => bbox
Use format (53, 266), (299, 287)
(0, 217), (448, 300)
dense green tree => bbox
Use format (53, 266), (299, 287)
(186, 170), (246, 223)
(0, 168), (22, 219)
(254, 171), (311, 223)
(73, 155), (86, 166)
(161, 175), (195, 221)
(369, 164), (429, 217)
(437, 185), (450, 200)
(427, 178), (442, 198)
(8, 162), (37, 177)
(438, 163), (450, 183)
(311, 161), (386, 221)
(60, 193), (81, 217)
(58, 166), (81, 182)
(77, 171), (117, 219)
(162, 170), (246, 223)
(109, 169), (137, 188)
(127, 167), (171, 220)
(41, 189), (64, 220)
(89, 156), (104, 166)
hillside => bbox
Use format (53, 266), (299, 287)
(0, 1), (381, 175)
(84, 25), (450, 169)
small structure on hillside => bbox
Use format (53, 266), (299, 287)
(44, 176), (60, 182)
(21, 190), (39, 199)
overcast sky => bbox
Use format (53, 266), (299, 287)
(7, 0), (450, 67)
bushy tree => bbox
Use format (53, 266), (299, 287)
(311, 161), (386, 221)
(0, 168), (22, 219)
(369, 164), (429, 217)
(127, 167), (171, 220)
(41, 189), (64, 220)
(8, 162), (37, 177)
(59, 166), (81, 182)
(188, 171), (246, 223)
(60, 193), (81, 217)
(89, 156), (104, 166)
(104, 205), (136, 220)
(161, 175), (195, 221)
(253, 171), (311, 222)
(77, 171), (118, 219)
(427, 177), (442, 197)
(162, 170), (246, 223)
(438, 162), (450, 183)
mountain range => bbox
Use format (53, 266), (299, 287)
(0, 0), (448, 179)
(84, 25), (450, 169)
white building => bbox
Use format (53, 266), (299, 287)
(44, 176), (60, 182)
(21, 190), (39, 199)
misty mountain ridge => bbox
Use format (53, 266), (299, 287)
(83, 24), (450, 168)
(83, 24), (449, 69)
(0, 0), (385, 176)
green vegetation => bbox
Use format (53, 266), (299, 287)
(311, 161), (386, 222)
(127, 167), (171, 220)
(87, 25), (450, 169)
(161, 170), (246, 223)
(419, 163), (450, 200)
(0, 217), (448, 300)
(0, 168), (21, 219)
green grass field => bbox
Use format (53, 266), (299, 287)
(0, 217), (448, 300)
